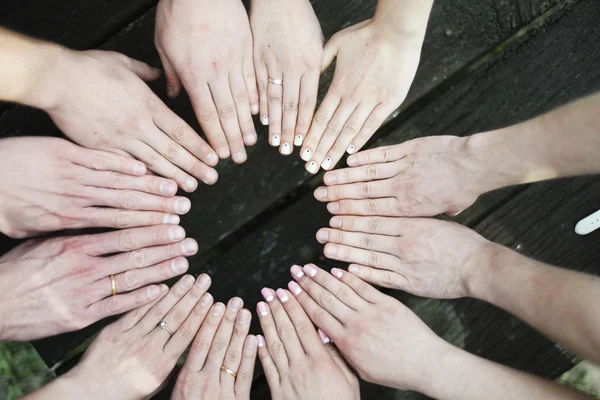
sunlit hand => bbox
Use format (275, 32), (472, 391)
(250, 0), (323, 155)
(155, 0), (258, 164)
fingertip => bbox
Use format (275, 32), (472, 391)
(245, 334), (257, 349)
(251, 104), (259, 115)
(323, 172), (338, 185)
(348, 264), (360, 275)
(316, 228), (329, 243)
(132, 162), (147, 176)
(329, 216), (342, 228)
(327, 202), (340, 213)
(347, 155), (358, 166)
(203, 169), (219, 185)
(205, 152), (219, 167)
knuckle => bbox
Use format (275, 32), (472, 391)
(319, 292), (334, 308)
(382, 271), (396, 286)
(199, 107), (219, 122)
(104, 298), (121, 315)
(157, 264), (170, 279)
(368, 217), (381, 233)
(283, 101), (298, 112)
(270, 340), (285, 356)
(145, 153), (160, 167)
(300, 97), (316, 108)
(324, 122), (340, 136)
(382, 149), (392, 163)
(294, 322), (312, 336)
(359, 234), (373, 249)
(358, 184), (370, 198)
(176, 326), (194, 341)
(224, 312), (237, 324)
(263, 366), (279, 380)
(171, 308), (186, 324)
(151, 305), (166, 319)
(165, 143), (180, 161)
(225, 350), (238, 363)
(367, 251), (379, 266)
(237, 371), (253, 382)
(212, 340), (228, 352)
(365, 199), (378, 214)
(119, 192), (138, 209)
(191, 338), (209, 353)
(91, 157), (107, 170)
(115, 210), (134, 228)
(268, 95), (282, 104)
(108, 172), (124, 189)
(282, 128), (295, 137)
(367, 165), (379, 179)
(277, 324), (294, 339)
(342, 124), (358, 136)
(313, 112), (329, 126)
(169, 124), (187, 140)
(122, 269), (139, 290)
(217, 103), (236, 119)
(312, 309), (327, 326)
(335, 286), (351, 302)
(233, 90), (248, 104)
(118, 230), (138, 250)
(128, 250), (146, 268)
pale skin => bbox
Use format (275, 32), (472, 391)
(257, 288), (360, 400)
(250, 0), (323, 155)
(301, 0), (433, 174)
(0, 225), (198, 341)
(315, 92), (600, 216)
(287, 263), (591, 400)
(155, 0), (259, 164)
(0, 27), (219, 191)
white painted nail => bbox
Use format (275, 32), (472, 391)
(306, 161), (319, 174)
(281, 143), (292, 155)
(321, 157), (332, 170)
(294, 135), (303, 146)
(251, 104), (259, 114)
(301, 149), (312, 161)
(271, 135), (280, 147)
(346, 145), (356, 154)
(262, 115), (269, 126)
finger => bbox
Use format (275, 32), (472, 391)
(313, 181), (391, 203)
(230, 71), (257, 147)
(114, 283), (169, 331)
(89, 284), (164, 323)
(84, 187), (191, 214)
(323, 243), (398, 269)
(255, 62), (270, 126)
(346, 105), (392, 155)
(266, 288), (305, 359)
(185, 301), (224, 372)
(209, 80), (247, 164)
(343, 265), (399, 298)
(234, 335), (258, 397)
(125, 56), (161, 81)
(70, 147), (147, 176)
(256, 294), (289, 373)
(69, 208), (179, 230)
(324, 343), (356, 383)
(80, 225), (187, 256)
(221, 308), (252, 384)
(346, 143), (410, 167)
(286, 282), (343, 338)
(256, 335), (282, 396)
(280, 74), (301, 155)
(300, 92), (340, 164)
(316, 229), (398, 255)
(326, 198), (401, 217)
(321, 34), (340, 73)
(204, 297), (244, 370)
(267, 73), (284, 149)
(156, 49), (182, 98)
(329, 216), (406, 236)
(295, 72), (320, 147)
(83, 168), (179, 196)
(322, 161), (405, 186)
(243, 55), (259, 116)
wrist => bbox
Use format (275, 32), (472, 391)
(372, 0), (432, 41)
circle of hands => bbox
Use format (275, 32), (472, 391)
(0, 1), (509, 400)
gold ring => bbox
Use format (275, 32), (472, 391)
(110, 274), (116, 296)
(220, 365), (237, 379)
(268, 77), (283, 86)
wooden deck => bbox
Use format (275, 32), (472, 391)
(1, 0), (599, 398)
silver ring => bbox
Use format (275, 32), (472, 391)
(159, 321), (173, 336)
(268, 77), (283, 86)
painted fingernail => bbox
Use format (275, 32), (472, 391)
(271, 135), (280, 147)
(169, 226), (185, 241)
(246, 335), (257, 349)
(301, 149), (312, 161)
(303, 264), (317, 277)
(257, 302), (270, 316)
(331, 268), (343, 279)
(200, 292), (212, 306)
(316, 229), (329, 243)
(314, 188), (327, 200)
(229, 297), (243, 311)
(294, 135), (303, 146)
(198, 274), (211, 288)
(204, 170), (218, 185)
(175, 198), (191, 214)
(290, 264), (304, 278)
(181, 238), (198, 255)
(171, 258), (188, 273)
(330, 217), (342, 228)
(288, 281), (302, 295)
(133, 163), (146, 175)
(160, 181), (177, 195)
(348, 265), (360, 274)
(212, 303), (225, 316)
(237, 309), (250, 323)
(321, 157), (332, 170)
(261, 287), (275, 302)
(167, 85), (174, 98)
(257, 335), (266, 347)
(162, 214), (180, 225)
(323, 173), (338, 185)
(324, 244), (338, 257)
(181, 275), (195, 289)
(318, 329), (331, 344)
(306, 161), (319, 174)
(346, 145), (356, 154)
(206, 153), (219, 166)
(184, 179), (197, 192)
(262, 115), (269, 126)
(251, 104), (259, 115)
(327, 202), (340, 213)
(276, 289), (289, 303)
(147, 285), (161, 299)
(280, 143), (292, 155)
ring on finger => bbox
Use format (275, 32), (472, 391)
(158, 321), (173, 336)
(220, 364), (238, 379)
(109, 274), (116, 297)
(268, 77), (283, 86)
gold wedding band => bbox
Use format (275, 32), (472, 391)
(220, 365), (238, 379)
(268, 76), (283, 86)
(110, 274), (116, 296)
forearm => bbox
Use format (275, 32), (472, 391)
(22, 372), (94, 400)
(373, 0), (434, 38)
(470, 244), (600, 364)
(467, 92), (600, 191)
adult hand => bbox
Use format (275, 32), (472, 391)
(301, 19), (424, 174)
(34, 47), (219, 191)
(316, 216), (493, 299)
(257, 287), (360, 400)
(171, 297), (256, 400)
(0, 225), (198, 341)
(0, 137), (188, 239)
(155, 0), (258, 164)
(250, 0), (323, 155)
(314, 136), (494, 217)
(287, 263), (450, 393)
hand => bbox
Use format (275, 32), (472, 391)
(155, 0), (258, 164)
(314, 136), (492, 217)
(257, 288), (359, 400)
(286, 263), (450, 393)
(0, 137), (189, 238)
(0, 225), (198, 341)
(61, 274), (214, 400)
(316, 216), (493, 299)
(36, 47), (219, 191)
(171, 298), (256, 400)
(301, 19), (424, 174)
(250, 0), (323, 155)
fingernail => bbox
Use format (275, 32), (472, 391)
(321, 157), (332, 170)
(261, 288), (274, 302)
(271, 135), (280, 147)
(347, 156), (358, 166)
(330, 217), (342, 228)
(237, 309), (250, 323)
(198, 274), (211, 288)
(246, 335), (257, 348)
(318, 329), (331, 344)
(169, 226), (185, 241)
(314, 188), (327, 200)
(262, 115), (269, 126)
(167, 85), (174, 97)
(161, 284), (169, 293)
(200, 292), (212, 306)
(323, 173), (338, 185)
(306, 161), (319, 174)
(233, 152), (247, 164)
(160, 181), (177, 195)
(181, 238), (198, 255)
(288, 281), (302, 295)
(316, 229), (329, 243)
(276, 289), (289, 303)
(162, 214), (180, 225)
(280, 143), (292, 155)
(290, 264), (304, 278)
(244, 133), (257, 146)
(133, 163), (146, 175)
(331, 268), (343, 279)
(324, 244), (337, 257)
(294, 135), (304, 146)
(184, 179), (197, 192)
(303, 264), (317, 277)
(301, 149), (312, 161)
(251, 104), (259, 115)
(327, 202), (340, 213)
(346, 145), (356, 154)
(229, 297), (243, 311)
(217, 147), (230, 159)
(212, 303), (225, 316)
(206, 153), (219, 166)
(348, 265), (360, 274)
(204, 170), (218, 185)
(181, 275), (194, 289)
(147, 285), (161, 298)
(257, 335), (266, 347)
(257, 302), (270, 316)
(175, 198), (191, 214)
(171, 258), (188, 273)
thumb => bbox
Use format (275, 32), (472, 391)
(157, 50), (183, 98)
(321, 35), (341, 73)
(125, 56), (162, 82)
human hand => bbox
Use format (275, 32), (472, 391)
(287, 263), (450, 392)
(171, 298), (256, 400)
(316, 216), (494, 299)
(250, 0), (323, 155)
(257, 288), (359, 400)
(155, 0), (258, 163)
(314, 136), (494, 217)
(34, 47), (219, 191)
(301, 19), (424, 174)
(0, 137), (189, 238)
(0, 225), (198, 341)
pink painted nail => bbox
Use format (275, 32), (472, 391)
(257, 302), (270, 316)
(290, 265), (304, 278)
(331, 268), (343, 279)
(318, 329), (331, 344)
(276, 289), (289, 303)
(348, 265), (360, 274)
(303, 264), (317, 277)
(288, 281), (302, 295)
(261, 288), (275, 302)
(257, 335), (266, 347)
